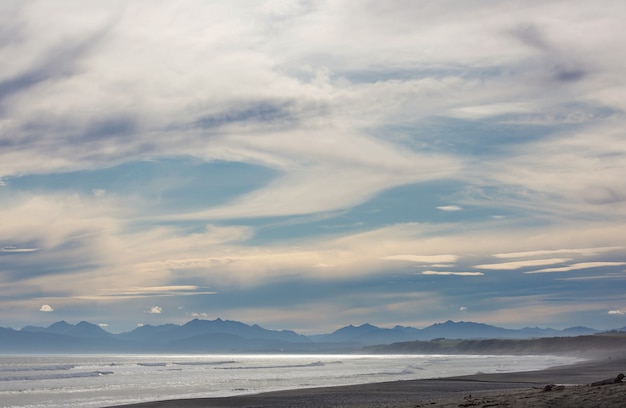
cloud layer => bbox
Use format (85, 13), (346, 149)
(1, 1), (625, 332)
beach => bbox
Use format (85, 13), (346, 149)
(107, 355), (625, 407)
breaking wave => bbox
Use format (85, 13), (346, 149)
(0, 371), (113, 382)
(173, 360), (237, 366)
(0, 364), (75, 372)
(217, 361), (328, 370)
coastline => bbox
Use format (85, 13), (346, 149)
(105, 354), (626, 408)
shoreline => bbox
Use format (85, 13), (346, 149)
(106, 354), (625, 407)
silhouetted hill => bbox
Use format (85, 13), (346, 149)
(115, 318), (310, 348)
(47, 320), (75, 334)
(314, 323), (420, 345)
(317, 320), (600, 345)
(1, 327), (133, 353)
(419, 320), (512, 339)
(66, 321), (112, 338)
(20, 320), (110, 338)
(364, 332), (626, 357)
(21, 320), (73, 334)
(115, 323), (180, 343)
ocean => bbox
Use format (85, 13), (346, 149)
(0, 353), (580, 407)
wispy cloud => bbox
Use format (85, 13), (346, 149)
(493, 247), (623, 259)
(526, 262), (626, 274)
(0, 246), (40, 253)
(382, 254), (459, 263)
(475, 258), (570, 270)
(422, 271), (484, 276)
(76, 286), (217, 301)
(436, 205), (462, 212)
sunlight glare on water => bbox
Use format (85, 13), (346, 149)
(0, 354), (580, 407)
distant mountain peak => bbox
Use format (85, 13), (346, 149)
(45, 321), (75, 334)
(2, 318), (610, 353)
(66, 321), (111, 338)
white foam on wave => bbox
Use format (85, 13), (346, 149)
(217, 360), (330, 370)
(0, 365), (75, 373)
(0, 371), (113, 382)
(172, 360), (236, 366)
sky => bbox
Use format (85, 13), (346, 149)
(1, 0), (626, 334)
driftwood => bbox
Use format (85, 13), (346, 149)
(539, 384), (565, 392)
(590, 373), (624, 386)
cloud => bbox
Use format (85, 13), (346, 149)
(608, 309), (625, 315)
(470, 122), (626, 220)
(462, 294), (609, 327)
(39, 304), (53, 312)
(526, 262), (626, 274)
(509, 24), (550, 51)
(92, 189), (106, 198)
(382, 254), (459, 264)
(436, 205), (462, 212)
(508, 23), (589, 84)
(0, 246), (39, 253)
(0, 24), (109, 109)
(475, 258), (570, 270)
(148, 306), (162, 314)
(168, 131), (460, 219)
(493, 247), (623, 259)
(1, 1), (621, 225)
(459, 306), (467, 312)
(76, 286), (217, 301)
(422, 271), (484, 276)
(0, 1), (625, 333)
(450, 103), (532, 119)
(313, 263), (335, 268)
(194, 101), (296, 129)
(559, 274), (626, 281)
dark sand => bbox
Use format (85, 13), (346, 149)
(106, 355), (626, 408)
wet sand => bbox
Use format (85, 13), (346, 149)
(106, 355), (625, 408)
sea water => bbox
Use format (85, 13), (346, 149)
(0, 354), (580, 407)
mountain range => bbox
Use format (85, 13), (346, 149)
(2, 318), (624, 353)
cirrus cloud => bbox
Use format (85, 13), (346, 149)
(422, 271), (484, 276)
(475, 258), (570, 270)
(525, 262), (626, 274)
